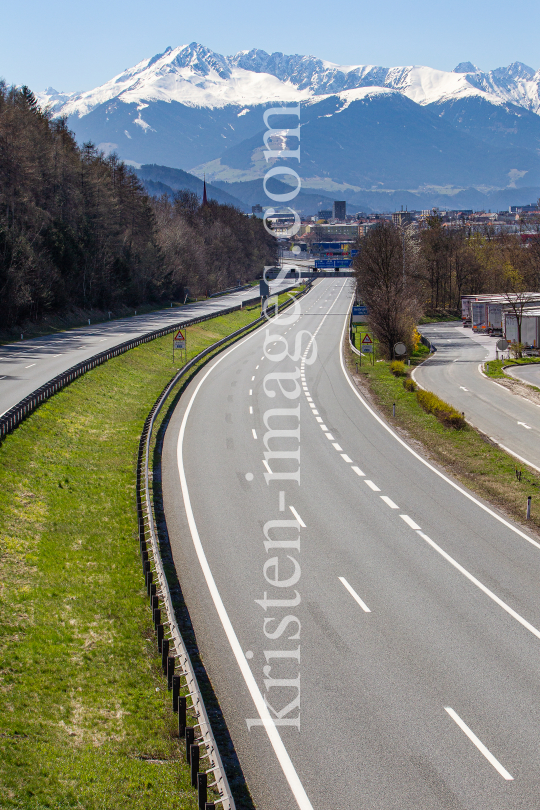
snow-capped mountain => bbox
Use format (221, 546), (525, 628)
(36, 43), (540, 203)
(40, 43), (540, 116)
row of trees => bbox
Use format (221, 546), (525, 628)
(0, 82), (277, 328)
(417, 217), (540, 311)
(354, 218), (540, 357)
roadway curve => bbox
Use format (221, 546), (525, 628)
(0, 282), (292, 418)
(415, 322), (540, 471)
(162, 280), (540, 810)
(506, 364), (540, 388)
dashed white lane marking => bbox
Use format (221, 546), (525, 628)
(289, 505), (306, 527)
(316, 417), (323, 423)
(53, 354), (61, 357)
(251, 376), (255, 381)
(365, 480), (381, 492)
(339, 577), (371, 613)
(381, 495), (399, 509)
(249, 406), (253, 414)
(341, 454), (352, 463)
(332, 442), (343, 451)
(252, 429), (257, 439)
(249, 389), (253, 396)
(306, 396), (313, 402)
(25, 364), (36, 368)
(352, 466), (365, 476)
(517, 421), (532, 429)
(400, 514), (421, 530)
(256, 365), (259, 369)
(325, 433), (334, 440)
(444, 707), (513, 780)
(320, 424), (328, 431)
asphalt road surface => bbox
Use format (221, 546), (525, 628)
(162, 280), (540, 809)
(0, 280), (292, 417)
(506, 364), (540, 388)
(415, 322), (540, 472)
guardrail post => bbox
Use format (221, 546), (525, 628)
(167, 656), (175, 689)
(146, 569), (153, 596)
(153, 607), (161, 630)
(186, 727), (194, 762)
(161, 637), (169, 673)
(157, 624), (164, 653)
(197, 772), (207, 808)
(190, 745), (200, 786)
(178, 696), (187, 737)
(172, 675), (180, 712)
(205, 804), (215, 810)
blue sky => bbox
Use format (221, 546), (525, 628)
(2, 0), (539, 93)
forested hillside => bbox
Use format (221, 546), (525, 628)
(0, 83), (277, 328)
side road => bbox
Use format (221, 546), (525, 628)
(414, 321), (540, 472)
(0, 280), (293, 417)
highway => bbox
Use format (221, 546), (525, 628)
(0, 281), (292, 417)
(414, 321), (540, 471)
(162, 280), (540, 809)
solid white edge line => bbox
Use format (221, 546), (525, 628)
(339, 576), (371, 613)
(496, 442), (540, 475)
(177, 294), (318, 810)
(338, 308), (540, 553)
(289, 505), (306, 527)
(444, 707), (513, 780)
(417, 530), (540, 640)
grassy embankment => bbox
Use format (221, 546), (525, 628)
(346, 337), (540, 534)
(484, 356), (540, 381)
(0, 289), (301, 810)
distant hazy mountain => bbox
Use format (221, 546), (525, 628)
(135, 164), (248, 209)
(37, 43), (540, 209)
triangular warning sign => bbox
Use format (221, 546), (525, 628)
(361, 333), (373, 344)
(174, 330), (185, 341)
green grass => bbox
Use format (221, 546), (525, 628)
(484, 357), (540, 379)
(346, 347), (540, 533)
(0, 295), (291, 810)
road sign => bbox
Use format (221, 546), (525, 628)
(174, 330), (186, 350)
(260, 279), (270, 297)
(496, 338), (509, 351)
(361, 333), (373, 353)
(352, 305), (368, 323)
(394, 342), (407, 356)
(315, 259), (353, 268)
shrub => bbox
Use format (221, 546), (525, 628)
(403, 377), (417, 392)
(390, 360), (407, 377)
(416, 389), (466, 430)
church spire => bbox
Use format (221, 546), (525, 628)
(202, 173), (208, 206)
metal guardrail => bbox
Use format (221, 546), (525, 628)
(0, 290), (294, 442)
(136, 282), (312, 808)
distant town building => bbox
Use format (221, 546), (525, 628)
(252, 204), (263, 215)
(392, 209), (413, 227)
(332, 200), (346, 220)
(315, 223), (359, 238)
(318, 209), (332, 219)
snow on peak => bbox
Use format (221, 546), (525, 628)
(40, 43), (540, 119)
(453, 62), (481, 74)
